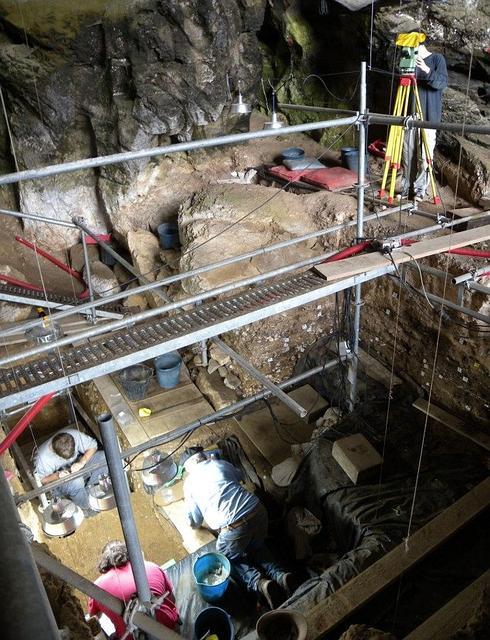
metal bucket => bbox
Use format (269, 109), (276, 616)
(42, 499), (84, 537)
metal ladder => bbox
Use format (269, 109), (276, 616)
(0, 271), (327, 410)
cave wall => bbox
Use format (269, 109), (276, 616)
(0, 0), (266, 247)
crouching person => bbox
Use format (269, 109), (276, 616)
(88, 541), (179, 639)
(181, 446), (296, 609)
(34, 428), (107, 511)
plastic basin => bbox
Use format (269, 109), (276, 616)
(118, 365), (152, 401)
(192, 553), (231, 603)
(281, 146), (305, 160)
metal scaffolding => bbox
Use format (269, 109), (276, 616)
(1, 58), (488, 640)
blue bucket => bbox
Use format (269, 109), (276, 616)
(157, 222), (180, 250)
(340, 147), (368, 174)
(194, 606), (235, 640)
(154, 352), (182, 389)
(192, 552), (231, 603)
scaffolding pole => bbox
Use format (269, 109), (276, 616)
(98, 413), (152, 608)
(32, 535), (181, 639)
(0, 463), (60, 640)
(211, 337), (308, 417)
(0, 116), (359, 186)
(349, 60), (367, 409)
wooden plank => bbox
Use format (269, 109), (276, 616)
(314, 225), (490, 281)
(306, 477), (490, 639)
(413, 398), (490, 451)
(158, 498), (215, 554)
(404, 569), (490, 640)
(237, 385), (327, 466)
(95, 375), (149, 445)
(358, 348), (402, 388)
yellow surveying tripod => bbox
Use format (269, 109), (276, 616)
(379, 32), (440, 205)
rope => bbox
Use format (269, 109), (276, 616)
(404, 43), (476, 550)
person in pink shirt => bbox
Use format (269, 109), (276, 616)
(88, 540), (179, 639)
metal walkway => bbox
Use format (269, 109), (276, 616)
(0, 265), (393, 411)
(0, 282), (125, 318)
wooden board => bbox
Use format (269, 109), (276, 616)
(413, 398), (490, 451)
(236, 385), (327, 466)
(314, 225), (490, 282)
(404, 569), (490, 640)
(305, 477), (490, 640)
(95, 375), (148, 446)
(158, 499), (215, 554)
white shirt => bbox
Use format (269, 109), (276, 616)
(34, 428), (97, 478)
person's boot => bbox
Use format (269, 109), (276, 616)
(257, 578), (286, 609)
(278, 572), (301, 598)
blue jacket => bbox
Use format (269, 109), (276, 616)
(416, 52), (448, 122)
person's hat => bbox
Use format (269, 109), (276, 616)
(180, 446), (205, 470)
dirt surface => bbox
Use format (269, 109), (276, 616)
(42, 488), (187, 608)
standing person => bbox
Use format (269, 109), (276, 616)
(88, 541), (179, 639)
(181, 446), (296, 609)
(34, 427), (107, 510)
(402, 33), (448, 199)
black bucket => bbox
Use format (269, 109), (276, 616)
(118, 365), (153, 401)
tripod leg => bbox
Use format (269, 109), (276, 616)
(388, 83), (411, 203)
(379, 84), (405, 197)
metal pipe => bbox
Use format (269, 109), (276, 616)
(393, 276), (490, 324)
(32, 547), (181, 640)
(0, 203), (412, 341)
(0, 207), (78, 228)
(0, 463), (60, 640)
(81, 231), (97, 324)
(32, 546), (124, 615)
(211, 337), (307, 417)
(349, 60), (367, 409)
(368, 113), (490, 135)
(16, 360), (342, 504)
(467, 281), (490, 295)
(277, 105), (490, 134)
(97, 413), (153, 608)
(452, 265), (490, 285)
(74, 217), (169, 303)
(396, 211), (490, 241)
(0, 116), (359, 186)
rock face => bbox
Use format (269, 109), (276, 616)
(361, 252), (490, 426)
(0, 0), (266, 248)
(179, 183), (357, 390)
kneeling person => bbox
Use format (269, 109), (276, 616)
(34, 428), (107, 509)
(181, 446), (295, 609)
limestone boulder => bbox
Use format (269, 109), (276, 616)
(127, 229), (164, 307)
(82, 261), (119, 297)
(0, 265), (32, 322)
(69, 243), (99, 273)
(178, 183), (356, 391)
